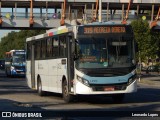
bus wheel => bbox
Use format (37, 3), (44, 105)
(37, 79), (45, 96)
(112, 94), (125, 103)
(62, 80), (73, 103)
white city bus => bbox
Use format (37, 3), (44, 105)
(26, 22), (137, 103)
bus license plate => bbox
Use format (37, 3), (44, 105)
(104, 87), (115, 91)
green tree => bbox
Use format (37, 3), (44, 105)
(0, 30), (45, 59)
(131, 19), (159, 63)
(150, 30), (160, 59)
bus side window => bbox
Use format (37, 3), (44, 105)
(35, 41), (41, 59)
(59, 35), (66, 57)
(52, 36), (59, 57)
(41, 39), (46, 59)
(46, 37), (52, 58)
(35, 41), (38, 59)
(27, 42), (31, 60)
(37, 41), (41, 59)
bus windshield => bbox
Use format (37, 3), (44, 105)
(76, 36), (135, 69)
(12, 54), (25, 65)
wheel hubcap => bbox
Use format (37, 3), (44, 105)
(64, 85), (68, 97)
(39, 82), (41, 92)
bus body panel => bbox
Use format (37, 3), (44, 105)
(26, 60), (31, 88)
(75, 69), (136, 84)
(27, 58), (68, 93)
(74, 69), (137, 95)
(57, 58), (68, 93)
(35, 60), (49, 91)
(75, 80), (137, 95)
(47, 59), (58, 92)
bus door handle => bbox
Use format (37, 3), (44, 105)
(61, 59), (66, 65)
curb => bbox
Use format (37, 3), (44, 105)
(137, 78), (160, 87)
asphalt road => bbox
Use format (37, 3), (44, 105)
(0, 70), (160, 119)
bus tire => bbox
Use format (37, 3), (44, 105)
(37, 78), (45, 96)
(112, 94), (125, 103)
(62, 80), (73, 103)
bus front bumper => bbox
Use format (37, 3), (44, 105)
(11, 70), (25, 76)
(75, 80), (137, 95)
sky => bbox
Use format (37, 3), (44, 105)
(0, 30), (19, 41)
(0, 8), (21, 39)
(0, 30), (9, 38)
(0, 8), (55, 40)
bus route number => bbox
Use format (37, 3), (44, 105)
(84, 27), (126, 34)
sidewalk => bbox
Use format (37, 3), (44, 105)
(138, 72), (160, 87)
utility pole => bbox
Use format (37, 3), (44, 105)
(99, 0), (102, 22)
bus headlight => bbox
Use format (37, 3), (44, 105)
(77, 75), (89, 86)
(128, 75), (137, 85)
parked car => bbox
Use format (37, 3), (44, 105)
(141, 67), (147, 71)
(136, 64), (147, 72)
(146, 65), (160, 73)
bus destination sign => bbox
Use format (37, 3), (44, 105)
(15, 51), (26, 55)
(83, 26), (126, 34)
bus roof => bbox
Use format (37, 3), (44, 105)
(5, 50), (25, 54)
(26, 26), (73, 42)
(9, 50), (25, 52)
(85, 21), (130, 26)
